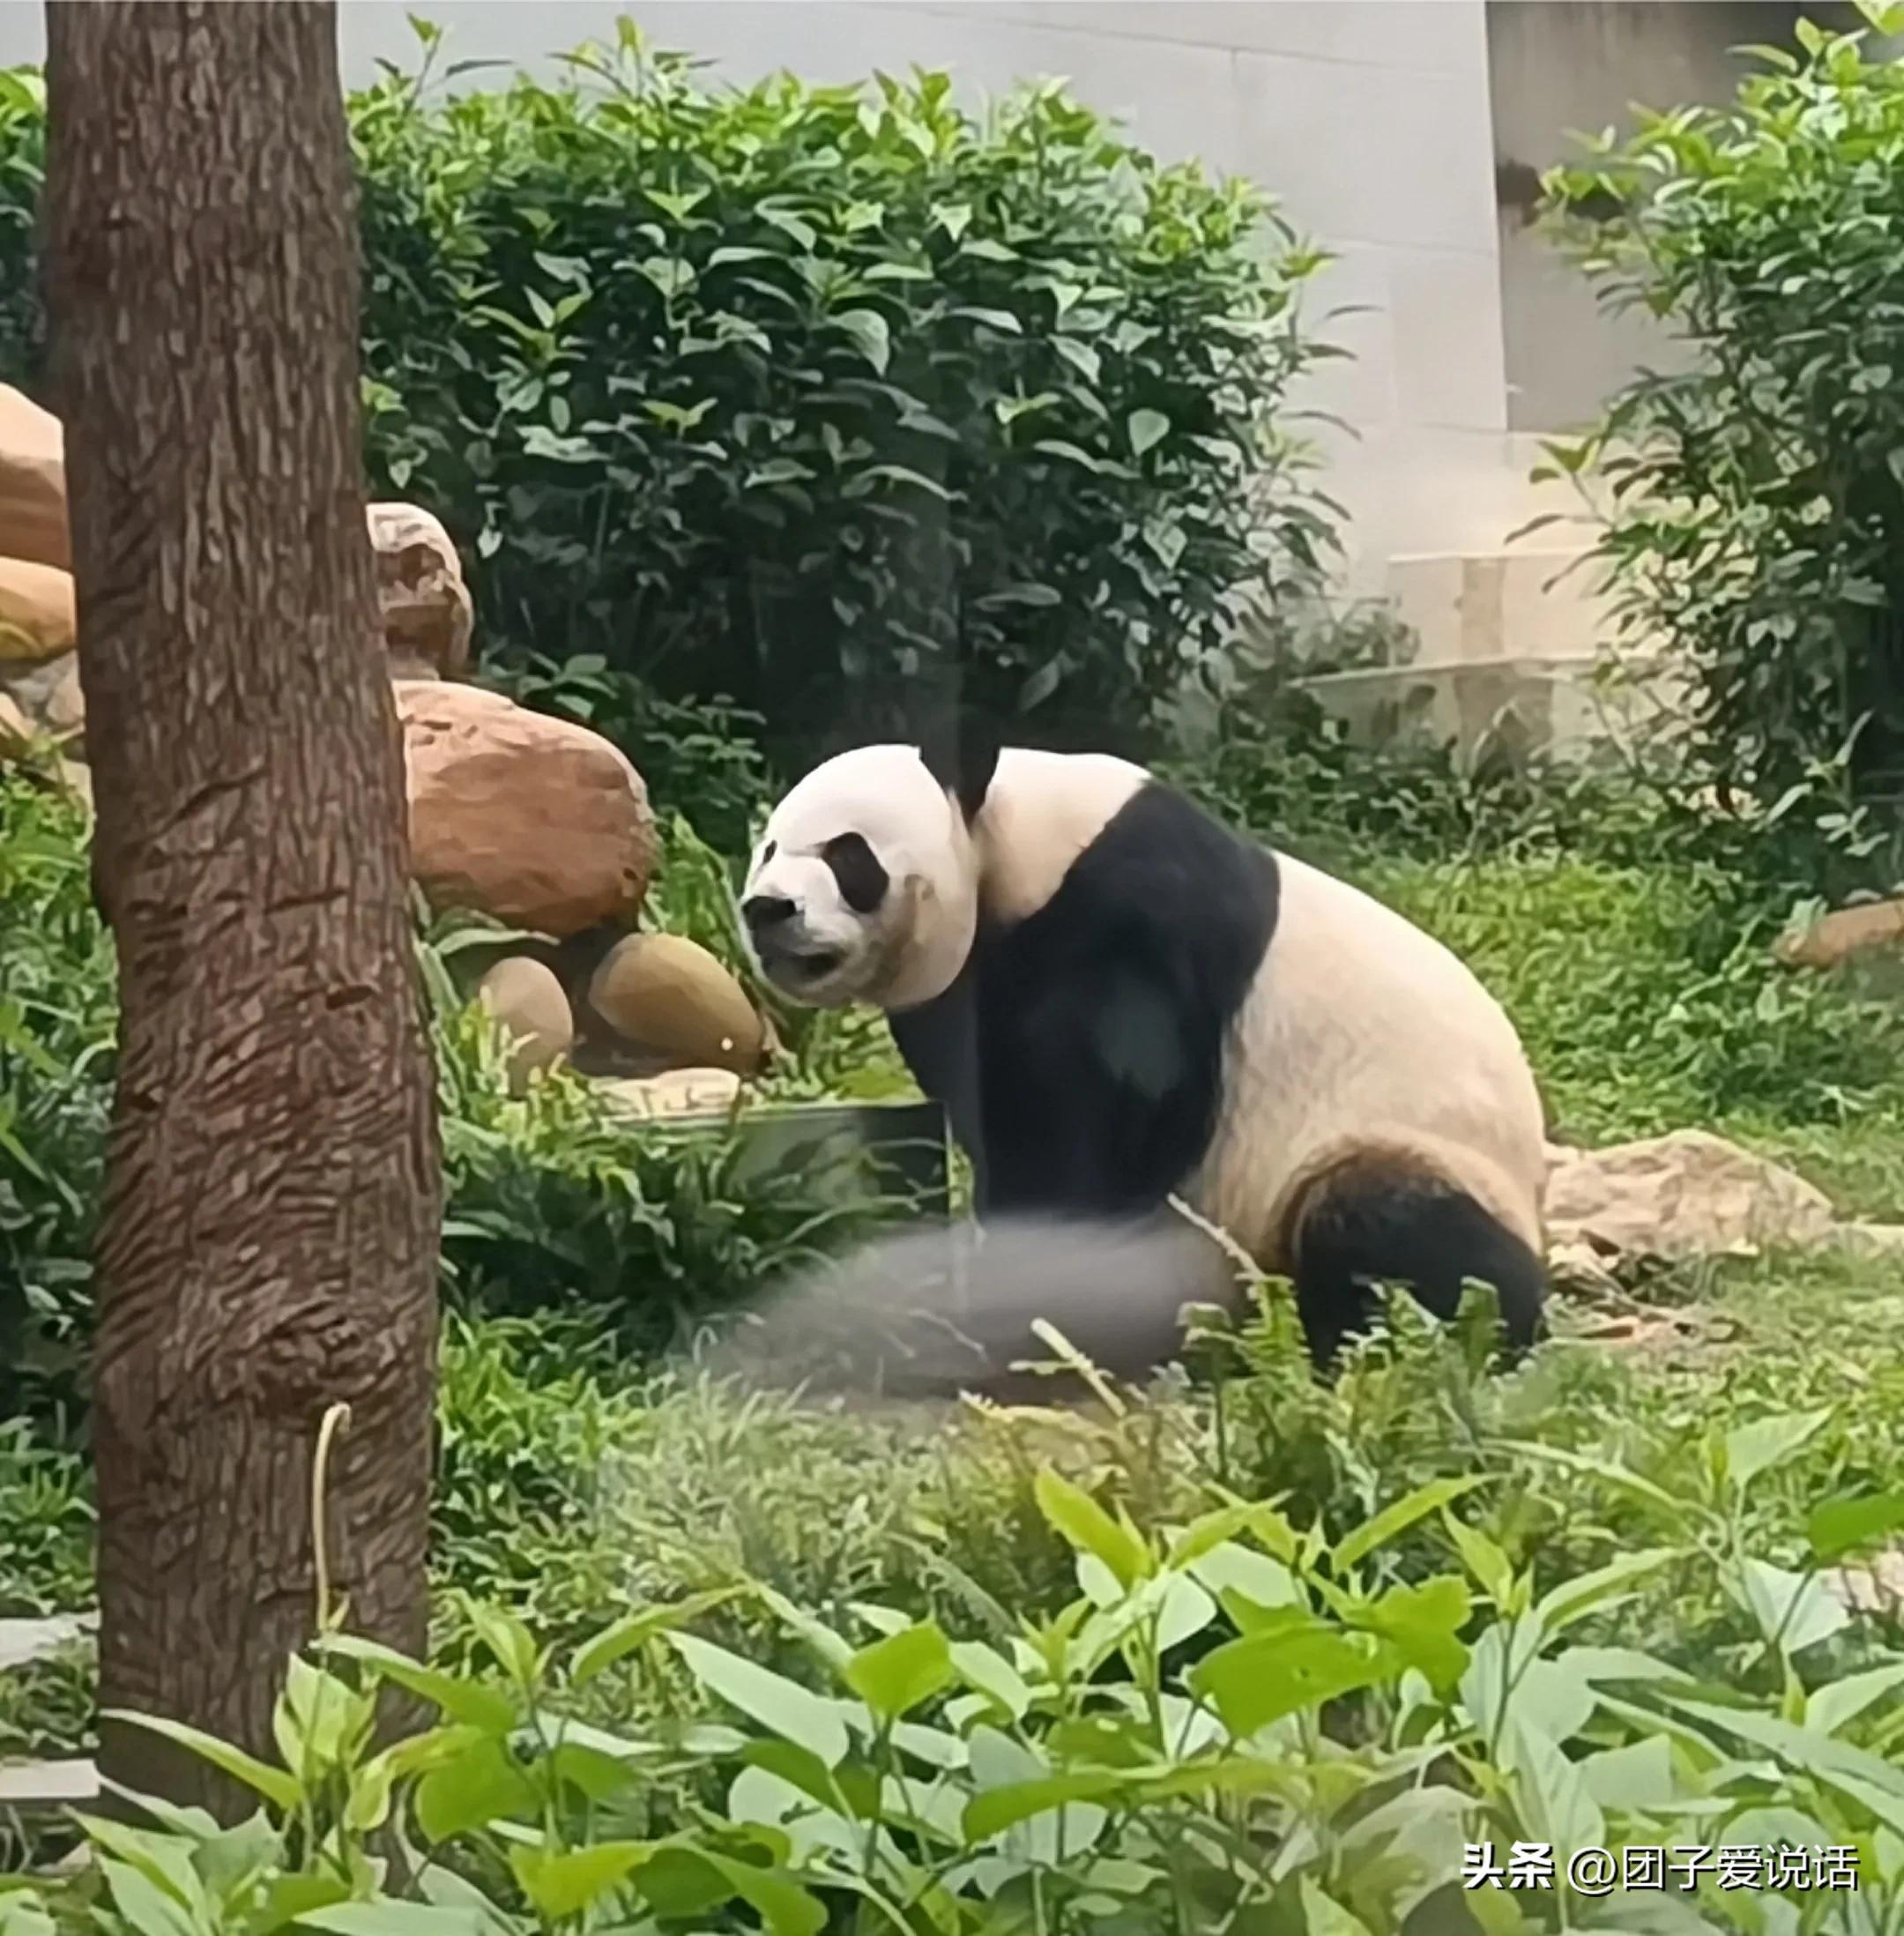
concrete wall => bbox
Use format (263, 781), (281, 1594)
(0, 0), (1521, 589)
(1486, 0), (1811, 435)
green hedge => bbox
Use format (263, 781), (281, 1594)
(0, 24), (1341, 761)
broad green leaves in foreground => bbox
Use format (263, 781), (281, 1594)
(23, 1409), (1904, 1935)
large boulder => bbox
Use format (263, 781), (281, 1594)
(0, 557), (76, 665)
(1776, 897), (1904, 971)
(587, 933), (764, 1075)
(396, 680), (658, 936)
(0, 385), (69, 573)
(368, 502), (472, 678)
(1543, 1129), (1838, 1262)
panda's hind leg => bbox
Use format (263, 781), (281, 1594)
(1286, 1155), (1544, 1372)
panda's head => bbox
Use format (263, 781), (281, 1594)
(740, 733), (1000, 1012)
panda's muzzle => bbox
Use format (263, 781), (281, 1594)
(741, 894), (844, 982)
(742, 893), (798, 934)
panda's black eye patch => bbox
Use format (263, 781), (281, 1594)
(822, 832), (889, 913)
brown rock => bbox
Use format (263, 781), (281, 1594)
(368, 502), (472, 677)
(0, 649), (84, 740)
(395, 680), (658, 936)
(0, 689), (31, 755)
(0, 556), (76, 664)
(0, 386), (69, 573)
(1542, 1129), (1837, 1262)
(477, 957), (575, 1090)
(599, 1067), (745, 1121)
(1775, 897), (1904, 971)
(588, 933), (764, 1075)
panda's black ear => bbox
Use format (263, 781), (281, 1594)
(919, 709), (1001, 822)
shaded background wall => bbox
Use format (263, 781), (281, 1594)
(1488, 0), (1817, 435)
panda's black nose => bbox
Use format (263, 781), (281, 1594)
(742, 893), (797, 933)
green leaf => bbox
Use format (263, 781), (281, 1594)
(1052, 337), (1101, 384)
(1191, 1614), (1393, 1736)
(0, 1892), (52, 1936)
(509, 1843), (653, 1921)
(1505, 1710), (1603, 1854)
(835, 309), (891, 376)
(949, 1641), (1032, 1721)
(1577, 1734), (1677, 1811)
(1127, 409), (1169, 458)
(1807, 1660), (1904, 1739)
(414, 1738), (536, 1843)
(669, 1633), (850, 1766)
(258, 1875), (351, 1936)
(950, 306), (1023, 334)
(300, 1907), (486, 1936)
(1357, 1575), (1470, 1693)
(320, 1636), (517, 1732)
(1299, 1880), (1376, 1936)
(97, 1864), (195, 1936)
(1723, 1410), (1832, 1493)
(841, 1621), (953, 1720)
(1736, 1559), (1850, 1657)
(101, 1709), (300, 1813)
(963, 1771), (1127, 1841)
(1020, 659), (1063, 711)
(1335, 1477), (1485, 1571)
(571, 1589), (741, 1689)
(1534, 1547), (1678, 1634)
(692, 1851), (827, 1936)
(1807, 1490), (1904, 1562)
(1034, 1470), (1150, 1588)
(1441, 1512), (1515, 1604)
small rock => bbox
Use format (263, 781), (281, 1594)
(476, 956), (574, 1089)
(0, 1760), (100, 1813)
(0, 689), (31, 755)
(0, 384), (69, 573)
(0, 646), (84, 742)
(0, 555), (75, 664)
(1822, 1549), (1904, 1615)
(0, 1612), (93, 1671)
(588, 932), (764, 1075)
(368, 501), (472, 678)
(396, 680), (658, 937)
(1833, 1221), (1904, 1261)
(1543, 1129), (1838, 1262)
(599, 1066), (745, 1121)
(1776, 897), (1904, 971)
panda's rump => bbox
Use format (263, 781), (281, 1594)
(1194, 852), (1547, 1264)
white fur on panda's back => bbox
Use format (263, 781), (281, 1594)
(1196, 851), (1547, 1263)
(973, 748), (1149, 926)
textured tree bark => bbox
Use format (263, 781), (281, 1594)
(41, 1), (442, 1812)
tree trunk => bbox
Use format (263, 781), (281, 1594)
(41, 1), (442, 1811)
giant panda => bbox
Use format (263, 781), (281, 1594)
(732, 729), (1548, 1395)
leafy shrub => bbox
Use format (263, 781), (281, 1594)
(15, 1404), (1904, 1927)
(0, 770), (112, 1433)
(0, 68), (42, 388)
(0, 24), (1339, 759)
(1540, 0), (1904, 870)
